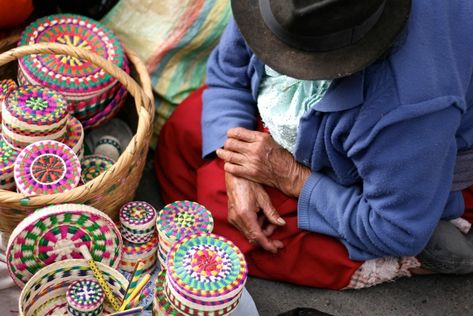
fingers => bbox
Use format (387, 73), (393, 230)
(227, 127), (263, 143)
(216, 148), (246, 165)
(229, 207), (283, 254)
(262, 223), (278, 237)
(256, 189), (286, 226)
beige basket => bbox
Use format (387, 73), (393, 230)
(18, 259), (128, 315)
(0, 40), (155, 233)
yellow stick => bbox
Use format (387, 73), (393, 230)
(119, 273), (151, 311)
(80, 245), (121, 311)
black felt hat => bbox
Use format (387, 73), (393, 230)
(231, 0), (411, 80)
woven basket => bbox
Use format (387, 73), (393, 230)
(19, 259), (128, 315)
(0, 38), (155, 233)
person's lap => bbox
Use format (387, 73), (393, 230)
(155, 86), (473, 289)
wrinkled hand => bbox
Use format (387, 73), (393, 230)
(217, 127), (311, 197)
(225, 171), (285, 253)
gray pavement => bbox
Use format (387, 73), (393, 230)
(141, 156), (473, 316)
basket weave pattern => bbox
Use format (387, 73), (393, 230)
(0, 39), (154, 233)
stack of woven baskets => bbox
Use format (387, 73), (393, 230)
(0, 11), (154, 234)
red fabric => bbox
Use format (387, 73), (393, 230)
(462, 188), (473, 223)
(0, 0), (33, 29)
(155, 86), (362, 289)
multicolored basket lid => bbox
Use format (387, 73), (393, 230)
(165, 234), (247, 314)
(157, 201), (214, 244)
(153, 271), (183, 316)
(119, 232), (158, 272)
(0, 136), (19, 189)
(120, 201), (157, 243)
(18, 14), (127, 96)
(63, 115), (84, 159)
(18, 259), (128, 316)
(14, 140), (81, 195)
(2, 85), (69, 149)
(66, 279), (104, 315)
(95, 135), (122, 161)
(7, 203), (123, 287)
(0, 79), (17, 113)
(80, 154), (114, 183)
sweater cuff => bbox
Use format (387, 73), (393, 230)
(297, 173), (323, 230)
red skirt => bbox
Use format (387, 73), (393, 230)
(155, 86), (473, 289)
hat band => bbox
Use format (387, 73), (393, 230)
(259, 0), (386, 52)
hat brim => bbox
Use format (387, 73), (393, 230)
(231, 0), (411, 80)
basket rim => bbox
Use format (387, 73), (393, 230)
(0, 41), (154, 207)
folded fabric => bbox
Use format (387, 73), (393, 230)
(101, 0), (231, 146)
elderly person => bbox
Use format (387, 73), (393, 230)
(156, 0), (473, 289)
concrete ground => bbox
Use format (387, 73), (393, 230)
(139, 156), (473, 316)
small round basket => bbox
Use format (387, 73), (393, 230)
(18, 259), (128, 316)
(0, 35), (154, 233)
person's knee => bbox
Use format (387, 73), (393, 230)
(417, 220), (473, 274)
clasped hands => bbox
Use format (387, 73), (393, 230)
(216, 127), (310, 253)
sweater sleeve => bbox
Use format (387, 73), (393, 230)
(298, 97), (465, 260)
(202, 19), (257, 159)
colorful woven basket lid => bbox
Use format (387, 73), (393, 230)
(80, 154), (114, 183)
(14, 140), (81, 195)
(66, 279), (104, 314)
(120, 201), (157, 228)
(3, 85), (68, 127)
(7, 204), (123, 288)
(19, 259), (128, 315)
(153, 271), (183, 316)
(63, 115), (84, 156)
(0, 79), (16, 104)
(18, 14), (126, 95)
(157, 201), (214, 243)
(0, 136), (19, 176)
(166, 234), (248, 302)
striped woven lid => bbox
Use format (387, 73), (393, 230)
(0, 79), (16, 101)
(18, 14), (126, 95)
(166, 234), (248, 300)
(66, 279), (105, 312)
(7, 204), (123, 288)
(0, 136), (19, 175)
(14, 140), (81, 195)
(157, 201), (214, 243)
(4, 85), (68, 126)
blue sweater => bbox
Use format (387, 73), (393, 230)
(202, 1), (473, 260)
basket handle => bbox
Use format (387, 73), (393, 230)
(0, 43), (154, 208)
(0, 42), (154, 119)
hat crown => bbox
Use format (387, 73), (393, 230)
(271, 0), (384, 36)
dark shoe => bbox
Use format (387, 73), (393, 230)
(417, 220), (473, 274)
(278, 308), (334, 316)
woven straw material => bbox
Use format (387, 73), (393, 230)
(157, 201), (214, 245)
(0, 79), (16, 112)
(120, 200), (157, 243)
(0, 41), (154, 234)
(81, 154), (115, 184)
(95, 135), (122, 161)
(165, 234), (247, 314)
(7, 203), (123, 287)
(0, 136), (19, 188)
(18, 14), (126, 95)
(119, 232), (158, 272)
(153, 271), (184, 316)
(66, 279), (105, 315)
(19, 259), (128, 316)
(14, 140), (81, 195)
(63, 115), (84, 160)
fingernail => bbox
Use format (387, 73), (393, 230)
(277, 217), (286, 225)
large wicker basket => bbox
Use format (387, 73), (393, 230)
(0, 37), (155, 233)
